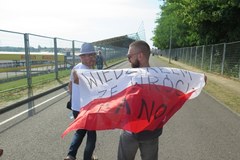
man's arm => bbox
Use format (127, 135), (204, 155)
(68, 81), (72, 94)
(72, 70), (79, 84)
(68, 70), (79, 94)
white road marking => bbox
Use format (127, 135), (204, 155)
(0, 91), (67, 126)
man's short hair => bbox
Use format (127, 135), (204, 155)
(129, 40), (150, 58)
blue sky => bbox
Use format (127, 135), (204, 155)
(0, 0), (162, 47)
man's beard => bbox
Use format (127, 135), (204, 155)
(131, 59), (140, 68)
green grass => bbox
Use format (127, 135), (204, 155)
(0, 69), (70, 91)
(0, 69), (70, 107)
(204, 80), (240, 114)
(0, 78), (27, 91)
(157, 56), (240, 115)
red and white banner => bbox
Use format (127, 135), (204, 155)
(62, 67), (205, 137)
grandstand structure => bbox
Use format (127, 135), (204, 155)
(92, 22), (145, 48)
(92, 32), (142, 48)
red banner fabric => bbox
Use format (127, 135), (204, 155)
(62, 84), (193, 137)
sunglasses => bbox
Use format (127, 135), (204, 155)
(127, 53), (137, 59)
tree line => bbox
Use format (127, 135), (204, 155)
(153, 0), (240, 49)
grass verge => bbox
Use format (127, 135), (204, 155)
(157, 56), (240, 115)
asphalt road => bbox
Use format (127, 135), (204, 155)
(0, 56), (240, 160)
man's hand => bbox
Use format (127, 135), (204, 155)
(73, 70), (79, 84)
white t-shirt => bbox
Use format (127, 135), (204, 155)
(70, 63), (89, 111)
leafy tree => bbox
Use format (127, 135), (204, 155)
(153, 0), (240, 49)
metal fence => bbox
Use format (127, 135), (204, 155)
(0, 29), (129, 107)
(155, 41), (240, 79)
(0, 29), (128, 83)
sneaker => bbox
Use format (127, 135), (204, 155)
(91, 155), (98, 160)
(64, 155), (76, 160)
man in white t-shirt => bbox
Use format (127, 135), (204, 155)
(64, 43), (97, 160)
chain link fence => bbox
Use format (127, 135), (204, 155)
(0, 29), (129, 107)
(154, 41), (240, 80)
(0, 30), (129, 82)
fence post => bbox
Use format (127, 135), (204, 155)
(54, 38), (58, 79)
(24, 33), (32, 88)
(168, 27), (172, 64)
(194, 46), (197, 66)
(190, 47), (192, 65)
(72, 40), (75, 67)
(201, 45), (205, 69)
(24, 33), (35, 115)
(221, 43), (226, 75)
(104, 47), (107, 59)
(239, 60), (240, 80)
(180, 48), (182, 62)
(210, 45), (213, 71)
